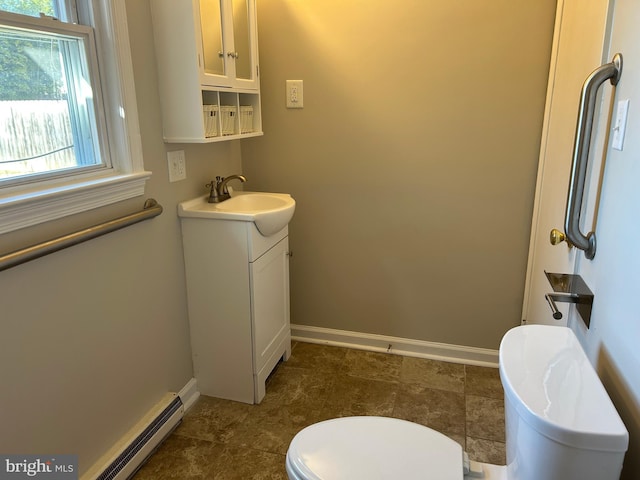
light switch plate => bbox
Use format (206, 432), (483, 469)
(167, 150), (186, 182)
(286, 80), (303, 108)
(612, 99), (630, 151)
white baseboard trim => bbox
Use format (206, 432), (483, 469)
(178, 378), (200, 412)
(291, 324), (498, 368)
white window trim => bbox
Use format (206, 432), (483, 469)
(0, 0), (151, 235)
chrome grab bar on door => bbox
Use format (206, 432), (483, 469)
(564, 53), (622, 260)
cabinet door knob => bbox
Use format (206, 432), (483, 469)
(227, 51), (239, 59)
(286, 251), (293, 257)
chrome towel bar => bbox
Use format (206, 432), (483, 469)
(565, 53), (622, 259)
(0, 198), (163, 272)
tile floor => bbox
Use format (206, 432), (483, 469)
(133, 342), (505, 479)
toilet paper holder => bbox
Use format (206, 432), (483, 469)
(544, 271), (594, 328)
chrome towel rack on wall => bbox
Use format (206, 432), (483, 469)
(0, 198), (163, 272)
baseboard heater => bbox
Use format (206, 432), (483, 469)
(85, 393), (184, 480)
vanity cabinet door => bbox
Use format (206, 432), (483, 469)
(197, 0), (259, 89)
(250, 236), (290, 374)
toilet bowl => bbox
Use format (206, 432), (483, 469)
(285, 325), (629, 480)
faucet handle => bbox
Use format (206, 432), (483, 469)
(206, 178), (223, 203)
(206, 178), (221, 190)
(205, 177), (224, 191)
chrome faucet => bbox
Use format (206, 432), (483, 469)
(206, 174), (247, 203)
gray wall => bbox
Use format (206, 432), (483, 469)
(242, 0), (557, 349)
(0, 1), (242, 474)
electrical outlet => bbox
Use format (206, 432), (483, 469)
(286, 80), (304, 108)
(167, 150), (186, 182)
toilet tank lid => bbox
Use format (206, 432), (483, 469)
(499, 325), (628, 452)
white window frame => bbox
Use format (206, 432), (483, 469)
(0, 0), (151, 234)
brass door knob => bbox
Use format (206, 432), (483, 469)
(550, 228), (568, 246)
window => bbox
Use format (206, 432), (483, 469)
(0, 0), (150, 234)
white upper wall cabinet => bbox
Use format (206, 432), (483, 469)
(151, 0), (262, 143)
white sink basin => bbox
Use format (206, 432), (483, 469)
(178, 191), (295, 236)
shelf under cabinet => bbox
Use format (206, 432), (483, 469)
(163, 130), (264, 144)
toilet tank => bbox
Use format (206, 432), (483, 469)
(499, 325), (628, 480)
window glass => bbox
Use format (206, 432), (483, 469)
(0, 0), (56, 17)
(0, 0), (150, 235)
(0, 2), (103, 185)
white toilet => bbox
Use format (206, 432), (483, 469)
(285, 325), (629, 479)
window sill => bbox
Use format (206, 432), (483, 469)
(0, 171), (152, 234)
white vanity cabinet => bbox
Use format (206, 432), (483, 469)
(150, 0), (262, 142)
(179, 215), (291, 404)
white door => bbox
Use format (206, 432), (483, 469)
(522, 0), (613, 326)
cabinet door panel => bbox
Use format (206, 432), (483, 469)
(198, 0), (258, 89)
(200, 0), (225, 76)
(250, 238), (290, 372)
(231, 0), (251, 80)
